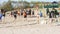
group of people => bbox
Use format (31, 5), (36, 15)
(0, 8), (59, 23)
(46, 8), (59, 18)
(10, 9), (33, 19)
(46, 8), (59, 22)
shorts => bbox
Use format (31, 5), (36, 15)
(14, 15), (17, 19)
(24, 15), (27, 18)
(3, 14), (5, 17)
(0, 17), (2, 20)
(21, 13), (23, 15)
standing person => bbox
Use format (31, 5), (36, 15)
(0, 12), (3, 22)
(10, 11), (13, 17)
(13, 11), (17, 19)
(49, 10), (55, 23)
(29, 9), (31, 15)
(17, 10), (20, 16)
(59, 12), (60, 22)
(49, 9), (55, 18)
(32, 10), (34, 15)
(54, 8), (58, 18)
(59, 12), (60, 17)
(49, 11), (52, 23)
(53, 8), (59, 22)
(46, 8), (49, 15)
(40, 11), (43, 17)
(49, 11), (52, 18)
(29, 9), (31, 17)
(23, 11), (27, 18)
(23, 10), (27, 21)
(1, 9), (6, 17)
(21, 9), (23, 15)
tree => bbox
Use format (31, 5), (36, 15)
(2, 0), (13, 11)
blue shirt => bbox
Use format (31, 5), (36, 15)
(40, 12), (42, 17)
(0, 13), (3, 18)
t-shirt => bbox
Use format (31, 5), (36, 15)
(40, 12), (42, 17)
(14, 12), (17, 15)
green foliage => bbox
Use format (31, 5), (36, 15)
(2, 0), (13, 11)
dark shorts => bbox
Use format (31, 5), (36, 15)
(21, 13), (23, 15)
(14, 15), (17, 19)
(24, 15), (27, 18)
(0, 17), (2, 20)
(49, 16), (52, 18)
(3, 14), (5, 17)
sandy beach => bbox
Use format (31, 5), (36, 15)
(0, 15), (60, 34)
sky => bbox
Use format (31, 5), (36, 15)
(0, 0), (60, 4)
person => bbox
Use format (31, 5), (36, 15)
(17, 10), (20, 16)
(53, 8), (59, 22)
(51, 10), (55, 18)
(32, 10), (34, 15)
(49, 10), (55, 23)
(49, 10), (55, 18)
(1, 9), (4, 13)
(26, 9), (29, 15)
(23, 10), (27, 21)
(1, 9), (6, 17)
(21, 9), (24, 15)
(59, 12), (60, 17)
(29, 9), (31, 15)
(46, 8), (49, 15)
(40, 11), (43, 17)
(23, 11), (27, 18)
(0, 12), (3, 22)
(13, 11), (17, 19)
(54, 8), (58, 18)
(10, 11), (13, 16)
(49, 11), (51, 18)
